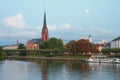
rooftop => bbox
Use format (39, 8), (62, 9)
(28, 38), (42, 44)
(112, 36), (120, 41)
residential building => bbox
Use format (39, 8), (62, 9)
(3, 45), (18, 50)
(2, 40), (19, 50)
(111, 36), (120, 48)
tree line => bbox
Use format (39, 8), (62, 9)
(11, 37), (120, 56)
(17, 37), (100, 55)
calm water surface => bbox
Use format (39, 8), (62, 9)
(0, 59), (120, 80)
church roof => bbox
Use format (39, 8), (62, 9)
(28, 38), (42, 44)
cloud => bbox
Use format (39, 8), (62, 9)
(97, 28), (108, 33)
(2, 14), (26, 29)
(36, 26), (42, 30)
(44, 23), (71, 31)
(61, 23), (71, 29)
(48, 24), (57, 30)
(18, 31), (34, 37)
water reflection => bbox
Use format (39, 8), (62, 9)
(0, 59), (120, 80)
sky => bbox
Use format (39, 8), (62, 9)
(0, 0), (120, 46)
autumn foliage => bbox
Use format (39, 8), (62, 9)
(66, 39), (99, 55)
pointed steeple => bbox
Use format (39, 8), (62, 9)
(41, 11), (49, 42)
(16, 40), (19, 46)
(43, 11), (47, 28)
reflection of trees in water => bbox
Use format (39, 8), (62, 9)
(9, 58), (120, 80)
(66, 61), (89, 72)
(41, 60), (48, 80)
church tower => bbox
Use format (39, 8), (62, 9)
(41, 12), (49, 42)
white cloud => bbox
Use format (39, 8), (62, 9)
(47, 23), (71, 31)
(2, 14), (26, 29)
(36, 26), (42, 30)
(61, 23), (71, 29)
(48, 24), (57, 30)
(18, 31), (34, 37)
(97, 28), (108, 33)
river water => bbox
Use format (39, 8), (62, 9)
(0, 59), (120, 80)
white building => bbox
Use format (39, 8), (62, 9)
(2, 45), (18, 50)
(80, 35), (92, 43)
(111, 36), (120, 48)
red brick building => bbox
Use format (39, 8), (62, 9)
(42, 12), (49, 42)
(26, 39), (42, 50)
(26, 12), (49, 50)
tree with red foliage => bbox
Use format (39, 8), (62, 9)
(66, 39), (100, 55)
(76, 39), (90, 55)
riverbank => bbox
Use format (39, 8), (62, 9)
(6, 56), (87, 61)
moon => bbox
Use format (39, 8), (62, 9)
(85, 9), (89, 13)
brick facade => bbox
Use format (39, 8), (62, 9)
(26, 12), (49, 50)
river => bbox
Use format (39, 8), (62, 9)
(0, 59), (120, 80)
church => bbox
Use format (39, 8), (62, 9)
(26, 12), (49, 50)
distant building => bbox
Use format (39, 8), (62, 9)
(2, 40), (19, 50)
(104, 42), (111, 48)
(95, 44), (104, 53)
(26, 39), (42, 50)
(111, 36), (120, 48)
(26, 12), (49, 50)
(80, 35), (92, 43)
(3, 45), (18, 50)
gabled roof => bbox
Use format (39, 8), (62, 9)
(112, 36), (120, 41)
(28, 38), (42, 44)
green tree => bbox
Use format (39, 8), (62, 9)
(66, 40), (77, 54)
(41, 37), (64, 49)
(18, 43), (25, 49)
(0, 46), (2, 55)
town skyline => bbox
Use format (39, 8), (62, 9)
(0, 0), (120, 46)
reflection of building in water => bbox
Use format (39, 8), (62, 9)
(66, 61), (89, 74)
(41, 60), (48, 80)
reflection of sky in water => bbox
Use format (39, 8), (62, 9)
(0, 60), (120, 80)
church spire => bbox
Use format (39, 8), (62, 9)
(43, 11), (47, 28)
(42, 11), (49, 42)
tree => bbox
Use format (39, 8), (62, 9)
(41, 37), (64, 49)
(76, 39), (90, 54)
(66, 40), (77, 54)
(66, 39), (92, 55)
(18, 43), (25, 49)
(90, 44), (98, 53)
(0, 46), (2, 55)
